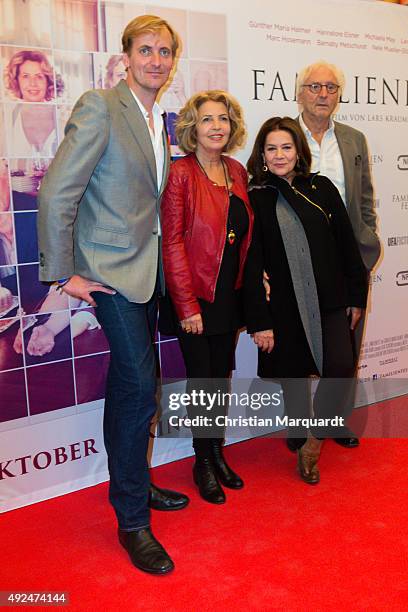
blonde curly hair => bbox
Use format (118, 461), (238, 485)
(5, 50), (63, 101)
(175, 90), (247, 154)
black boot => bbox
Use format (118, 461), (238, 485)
(210, 439), (244, 489)
(193, 457), (226, 504)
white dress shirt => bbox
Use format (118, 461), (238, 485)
(299, 113), (347, 206)
(129, 89), (165, 192)
(129, 89), (166, 235)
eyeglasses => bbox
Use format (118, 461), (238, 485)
(302, 82), (340, 95)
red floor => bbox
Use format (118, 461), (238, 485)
(1, 436), (408, 611)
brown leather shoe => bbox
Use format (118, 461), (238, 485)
(297, 437), (323, 485)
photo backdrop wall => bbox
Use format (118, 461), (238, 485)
(0, 0), (407, 512)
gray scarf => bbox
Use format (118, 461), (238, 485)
(276, 192), (323, 375)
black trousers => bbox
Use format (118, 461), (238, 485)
(280, 308), (356, 439)
(177, 330), (237, 456)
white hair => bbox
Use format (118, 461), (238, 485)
(296, 60), (346, 99)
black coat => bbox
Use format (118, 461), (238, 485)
(243, 172), (368, 378)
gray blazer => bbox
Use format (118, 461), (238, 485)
(297, 116), (381, 271)
(334, 121), (380, 272)
(38, 80), (170, 303)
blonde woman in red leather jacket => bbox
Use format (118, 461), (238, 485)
(161, 90), (253, 504)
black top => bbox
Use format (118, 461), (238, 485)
(159, 194), (249, 336)
(277, 175), (353, 311)
(244, 172), (368, 335)
(243, 172), (368, 378)
(199, 193), (248, 334)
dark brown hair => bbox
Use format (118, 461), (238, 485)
(247, 116), (311, 184)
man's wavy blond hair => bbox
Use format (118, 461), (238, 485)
(122, 14), (180, 56)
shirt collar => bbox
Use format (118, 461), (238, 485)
(129, 88), (164, 121)
(300, 113), (335, 136)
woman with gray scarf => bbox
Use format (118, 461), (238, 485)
(244, 116), (367, 484)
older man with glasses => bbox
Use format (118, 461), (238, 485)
(291, 60), (381, 451)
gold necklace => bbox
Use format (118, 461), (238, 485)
(195, 154), (236, 245)
(194, 154), (232, 193)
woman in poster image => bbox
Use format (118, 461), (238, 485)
(161, 90), (253, 504)
(104, 55), (127, 89)
(5, 50), (62, 157)
(8, 103), (58, 158)
(4, 49), (63, 102)
(244, 117), (367, 485)
(160, 68), (187, 108)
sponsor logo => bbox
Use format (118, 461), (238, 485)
(369, 154), (383, 165)
(370, 273), (383, 285)
(397, 155), (408, 170)
(387, 235), (408, 247)
(396, 271), (408, 286)
(0, 439), (98, 480)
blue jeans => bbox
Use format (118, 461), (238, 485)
(93, 290), (158, 531)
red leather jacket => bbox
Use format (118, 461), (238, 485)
(161, 153), (253, 321)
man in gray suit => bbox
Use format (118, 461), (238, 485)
(38, 15), (188, 575)
(294, 60), (381, 449)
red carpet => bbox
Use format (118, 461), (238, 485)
(1, 436), (408, 611)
